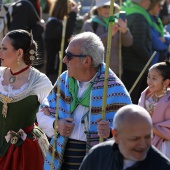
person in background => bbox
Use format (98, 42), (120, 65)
(148, 0), (170, 64)
(82, 0), (133, 76)
(80, 104), (170, 170)
(159, 0), (169, 26)
(164, 0), (170, 34)
(37, 32), (131, 170)
(9, 0), (45, 70)
(138, 61), (170, 159)
(27, 0), (46, 69)
(0, 29), (53, 170)
(45, 0), (81, 84)
(121, 0), (152, 104)
(40, 0), (53, 15)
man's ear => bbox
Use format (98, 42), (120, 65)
(112, 129), (119, 143)
(83, 56), (92, 67)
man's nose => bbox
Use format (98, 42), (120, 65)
(138, 139), (148, 148)
(63, 55), (67, 63)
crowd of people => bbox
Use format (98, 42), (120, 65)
(0, 0), (170, 169)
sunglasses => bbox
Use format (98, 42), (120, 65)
(65, 52), (87, 61)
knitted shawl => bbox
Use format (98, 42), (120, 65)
(43, 63), (131, 170)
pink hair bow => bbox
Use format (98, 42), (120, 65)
(5, 129), (27, 144)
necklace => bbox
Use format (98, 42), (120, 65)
(146, 97), (157, 117)
(9, 65), (30, 83)
(153, 93), (166, 102)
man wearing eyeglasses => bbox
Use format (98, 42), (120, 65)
(37, 32), (131, 170)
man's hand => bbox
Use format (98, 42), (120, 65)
(97, 119), (110, 138)
(58, 118), (75, 137)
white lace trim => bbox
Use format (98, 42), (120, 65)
(0, 67), (53, 103)
(0, 68), (29, 96)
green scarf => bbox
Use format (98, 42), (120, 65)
(121, 0), (164, 36)
(92, 16), (116, 31)
(68, 78), (93, 113)
(152, 17), (164, 37)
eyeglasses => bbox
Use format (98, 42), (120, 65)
(65, 51), (87, 61)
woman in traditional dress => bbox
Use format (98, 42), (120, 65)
(0, 29), (53, 170)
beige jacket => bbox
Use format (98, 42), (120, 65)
(82, 17), (133, 75)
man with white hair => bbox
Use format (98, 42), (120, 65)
(37, 32), (131, 170)
(80, 104), (170, 170)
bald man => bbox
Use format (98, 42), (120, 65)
(79, 104), (170, 170)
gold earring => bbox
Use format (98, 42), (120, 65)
(17, 58), (20, 69)
(162, 86), (167, 95)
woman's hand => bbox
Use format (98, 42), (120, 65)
(112, 22), (119, 36)
(117, 18), (128, 34)
(112, 18), (128, 36)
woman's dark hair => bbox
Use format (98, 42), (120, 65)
(50, 0), (76, 20)
(148, 0), (165, 11)
(150, 61), (170, 81)
(6, 29), (38, 65)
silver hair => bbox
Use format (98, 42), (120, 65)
(70, 32), (104, 67)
